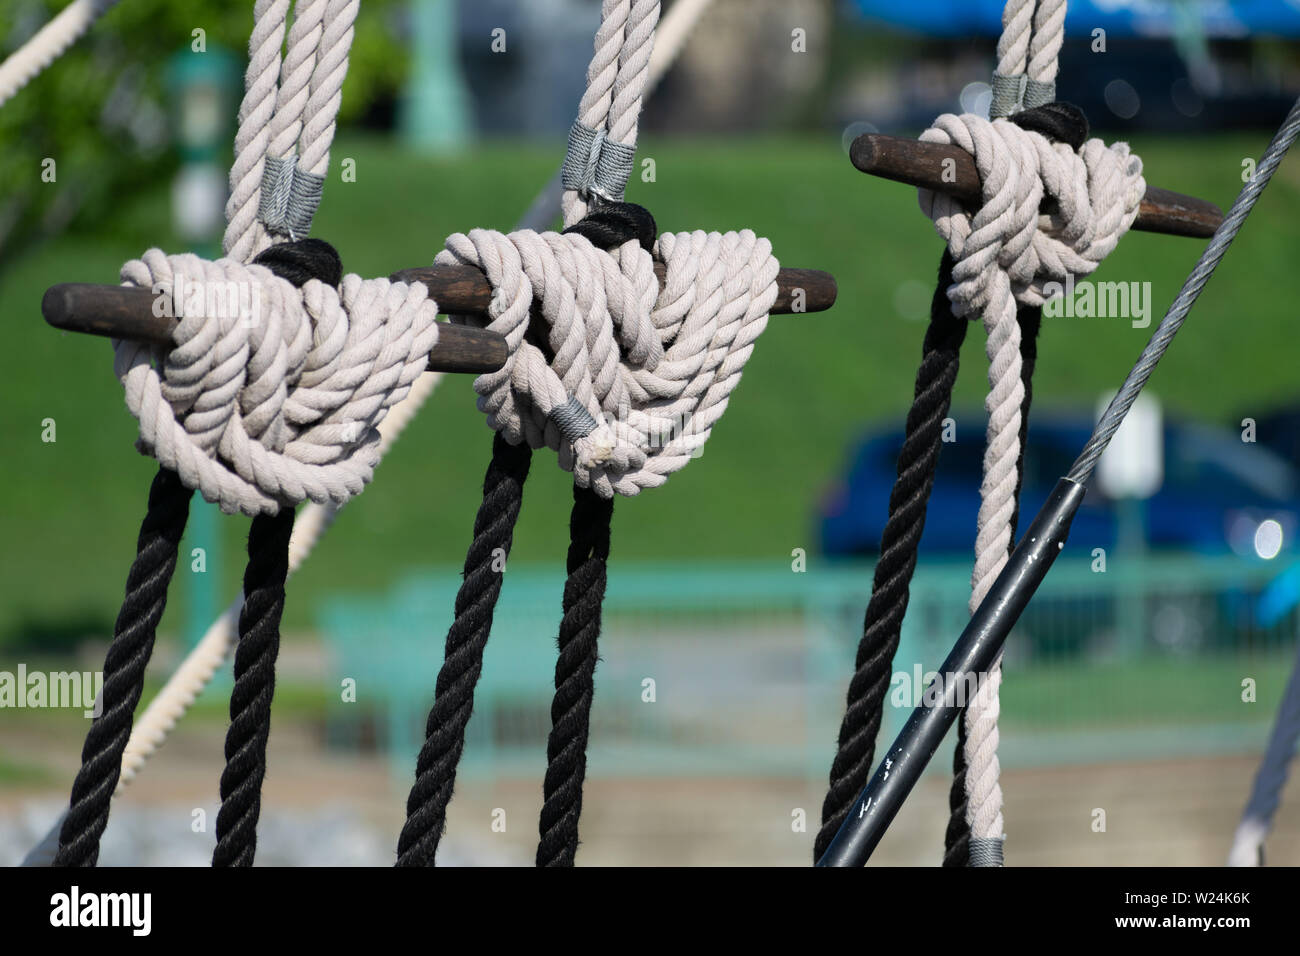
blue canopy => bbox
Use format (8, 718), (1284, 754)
(846, 0), (1300, 38)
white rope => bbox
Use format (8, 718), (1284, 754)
(561, 0), (662, 226)
(224, 0), (291, 262)
(991, 0), (1067, 117)
(116, 366), (442, 796)
(116, 251), (440, 515)
(919, 0), (1146, 863)
(1027, 0), (1067, 90)
(0, 0), (121, 110)
(25, 0), (721, 865)
(106, 1), (415, 518)
(297, 0), (357, 178)
(442, 226), (777, 498)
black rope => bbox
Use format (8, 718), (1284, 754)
(53, 467), (191, 867)
(524, 201), (649, 866)
(814, 251), (969, 860)
(212, 504), (295, 866)
(209, 237), (340, 867)
(397, 433), (532, 866)
(394, 202), (646, 866)
(537, 484), (613, 867)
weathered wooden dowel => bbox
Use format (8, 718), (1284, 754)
(43, 262), (839, 375)
(41, 282), (509, 375)
(850, 132), (1224, 239)
(388, 263), (838, 314)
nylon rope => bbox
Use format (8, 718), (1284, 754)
(23, 0), (718, 868)
(398, 0), (782, 867)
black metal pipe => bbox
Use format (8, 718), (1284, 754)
(816, 476), (1088, 867)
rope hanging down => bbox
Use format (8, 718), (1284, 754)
(399, 0), (784, 866)
(818, 90), (1300, 868)
(52, 468), (191, 867)
(818, 0), (1145, 867)
(52, 0), (416, 866)
(1228, 634), (1300, 866)
(25, 0), (720, 867)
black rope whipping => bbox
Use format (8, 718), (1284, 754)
(941, 104), (1082, 866)
(537, 485), (614, 866)
(53, 468), (192, 867)
(397, 433), (532, 866)
(211, 238), (338, 867)
(814, 251), (969, 861)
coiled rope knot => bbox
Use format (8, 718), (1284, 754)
(919, 103), (1146, 321)
(113, 243), (440, 517)
(438, 211), (779, 499)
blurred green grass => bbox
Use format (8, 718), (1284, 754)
(1, 131), (1297, 647)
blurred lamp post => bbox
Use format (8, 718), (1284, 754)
(1096, 391), (1163, 656)
(167, 45), (239, 649)
(399, 0), (471, 152)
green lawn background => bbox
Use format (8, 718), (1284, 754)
(1, 132), (1297, 645)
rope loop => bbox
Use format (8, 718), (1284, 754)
(114, 241), (440, 516)
(438, 210), (778, 499)
(918, 109), (1145, 320)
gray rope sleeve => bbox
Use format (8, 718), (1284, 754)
(258, 156), (325, 239)
(1068, 94), (1300, 485)
(1022, 78), (1055, 109)
(968, 836), (1005, 867)
(990, 73), (1027, 119)
(561, 121), (637, 203)
(549, 395), (599, 443)
(258, 156), (296, 236)
(285, 167), (324, 239)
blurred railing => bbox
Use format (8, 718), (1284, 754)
(319, 556), (1299, 784)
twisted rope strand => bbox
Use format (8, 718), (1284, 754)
(814, 251), (969, 861)
(537, 485), (614, 866)
(0, 0), (122, 109)
(943, 302), (1041, 866)
(52, 468), (191, 867)
(212, 505), (295, 867)
(396, 434), (533, 866)
(23, 0), (719, 865)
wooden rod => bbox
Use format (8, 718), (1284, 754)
(41, 282), (509, 375)
(849, 132), (1224, 239)
(387, 263), (838, 314)
(42, 262), (839, 374)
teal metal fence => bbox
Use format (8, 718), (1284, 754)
(319, 555), (1299, 786)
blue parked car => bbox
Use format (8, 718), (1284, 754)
(818, 413), (1299, 561)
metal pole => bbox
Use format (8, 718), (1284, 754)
(816, 478), (1086, 866)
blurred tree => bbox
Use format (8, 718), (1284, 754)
(0, 0), (409, 270)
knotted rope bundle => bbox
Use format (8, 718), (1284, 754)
(55, 0), (374, 867)
(919, 107), (1145, 320)
(115, 246), (439, 516)
(439, 221), (778, 498)
(818, 0), (1146, 868)
(927, 102), (1143, 868)
(401, 0), (784, 867)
